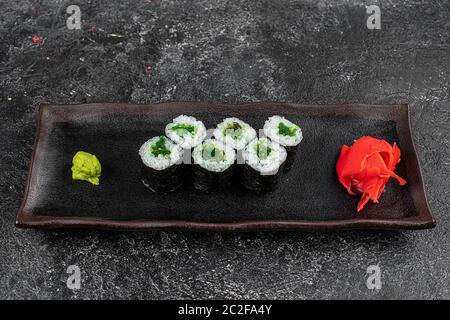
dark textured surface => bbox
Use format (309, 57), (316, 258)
(28, 106), (416, 222)
(0, 0), (449, 299)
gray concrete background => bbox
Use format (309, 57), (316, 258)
(0, 0), (449, 299)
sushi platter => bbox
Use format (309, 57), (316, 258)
(16, 102), (435, 231)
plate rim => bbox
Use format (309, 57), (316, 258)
(15, 102), (436, 232)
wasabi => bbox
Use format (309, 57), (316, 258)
(71, 151), (102, 185)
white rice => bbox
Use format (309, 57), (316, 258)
(139, 136), (183, 170)
(165, 115), (207, 149)
(243, 137), (287, 174)
(213, 117), (257, 150)
(263, 115), (303, 147)
(192, 139), (236, 172)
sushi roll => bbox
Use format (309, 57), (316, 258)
(263, 115), (302, 171)
(165, 115), (207, 150)
(192, 139), (236, 192)
(213, 117), (256, 179)
(213, 117), (256, 150)
(139, 136), (184, 192)
(242, 137), (287, 192)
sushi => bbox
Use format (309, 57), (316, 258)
(139, 136), (184, 192)
(263, 115), (302, 171)
(242, 137), (287, 192)
(213, 117), (256, 150)
(165, 115), (207, 150)
(192, 139), (236, 191)
(213, 117), (256, 178)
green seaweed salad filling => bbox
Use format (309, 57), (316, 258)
(223, 122), (243, 140)
(256, 141), (272, 160)
(150, 136), (171, 157)
(278, 122), (297, 137)
(170, 123), (196, 136)
(202, 144), (225, 162)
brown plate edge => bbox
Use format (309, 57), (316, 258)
(15, 102), (436, 232)
(396, 103), (436, 228)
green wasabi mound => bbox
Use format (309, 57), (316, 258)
(71, 151), (102, 185)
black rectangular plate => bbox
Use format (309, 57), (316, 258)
(16, 102), (435, 231)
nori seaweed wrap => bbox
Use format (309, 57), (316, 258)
(192, 139), (236, 192)
(263, 115), (303, 171)
(242, 137), (287, 192)
(139, 136), (184, 192)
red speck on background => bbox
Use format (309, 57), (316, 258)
(146, 64), (153, 72)
(31, 36), (42, 43)
(88, 26), (95, 33)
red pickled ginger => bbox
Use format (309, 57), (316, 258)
(336, 136), (407, 212)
